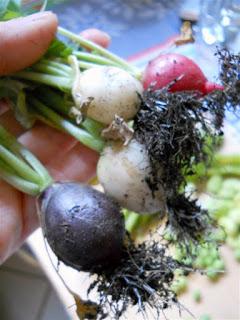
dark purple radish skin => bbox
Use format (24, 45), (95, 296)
(143, 53), (224, 95)
(38, 182), (125, 272)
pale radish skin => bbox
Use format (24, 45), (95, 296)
(97, 139), (166, 214)
(76, 66), (143, 124)
(0, 11), (58, 76)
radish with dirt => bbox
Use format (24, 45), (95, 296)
(1, 4), (240, 319)
(142, 53), (224, 94)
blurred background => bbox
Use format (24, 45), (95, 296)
(0, 1), (240, 319)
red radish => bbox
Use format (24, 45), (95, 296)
(142, 53), (223, 95)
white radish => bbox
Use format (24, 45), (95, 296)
(97, 139), (166, 214)
(74, 66), (143, 125)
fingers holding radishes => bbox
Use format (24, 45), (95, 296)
(2, 11), (239, 320)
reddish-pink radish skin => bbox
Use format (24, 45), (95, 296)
(204, 81), (224, 94)
(143, 53), (223, 95)
(0, 11), (58, 76)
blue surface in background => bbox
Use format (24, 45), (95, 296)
(50, 0), (239, 135)
(50, 0), (181, 58)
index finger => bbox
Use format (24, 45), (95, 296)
(0, 11), (58, 76)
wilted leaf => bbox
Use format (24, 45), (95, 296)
(72, 293), (98, 320)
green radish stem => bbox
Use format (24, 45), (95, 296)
(0, 125), (52, 195)
(1, 27), (142, 145)
(81, 118), (104, 139)
(0, 78), (28, 95)
(0, 145), (41, 184)
(205, 154), (240, 177)
(77, 60), (106, 70)
(0, 80), (105, 152)
(73, 51), (120, 67)
(31, 87), (72, 115)
(0, 159), (40, 195)
(29, 96), (104, 152)
(39, 59), (72, 74)
(0, 125), (50, 182)
(214, 154), (240, 166)
(207, 165), (240, 177)
(14, 71), (72, 91)
(58, 27), (141, 79)
(125, 212), (141, 233)
(35, 86), (105, 138)
(10, 26), (142, 89)
(32, 62), (69, 77)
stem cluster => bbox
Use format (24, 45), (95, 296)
(0, 125), (52, 195)
(0, 25), (142, 195)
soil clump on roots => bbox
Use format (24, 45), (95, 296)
(75, 50), (240, 319)
(133, 49), (240, 248)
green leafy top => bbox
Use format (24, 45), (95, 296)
(0, 0), (22, 20)
(0, 0), (44, 20)
(0, 1), (66, 21)
(45, 38), (73, 58)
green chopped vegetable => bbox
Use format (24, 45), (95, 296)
(206, 174), (223, 194)
(234, 249), (240, 262)
(199, 315), (211, 320)
(171, 275), (188, 295)
(193, 289), (201, 303)
(45, 38), (73, 58)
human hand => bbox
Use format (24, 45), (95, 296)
(0, 12), (111, 264)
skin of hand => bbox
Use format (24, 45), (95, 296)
(0, 12), (111, 264)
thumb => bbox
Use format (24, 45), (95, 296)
(0, 11), (58, 75)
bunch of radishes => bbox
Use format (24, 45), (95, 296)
(1, 10), (235, 320)
(96, 53), (224, 215)
(39, 51), (225, 272)
(1, 23), (224, 274)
